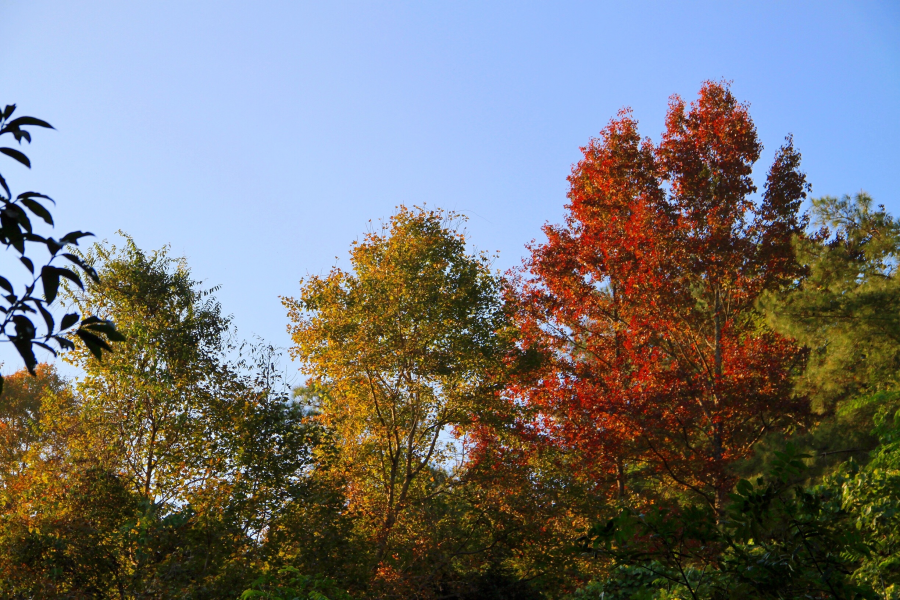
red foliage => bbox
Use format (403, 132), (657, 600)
(505, 81), (809, 511)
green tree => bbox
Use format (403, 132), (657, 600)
(576, 445), (900, 600)
(756, 193), (900, 473)
(19, 235), (322, 598)
(241, 566), (352, 600)
(64, 235), (236, 505)
(763, 192), (900, 410)
(0, 463), (141, 598)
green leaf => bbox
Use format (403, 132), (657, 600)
(45, 237), (62, 255)
(35, 300), (54, 333)
(17, 191), (55, 204)
(19, 256), (33, 274)
(23, 232), (47, 244)
(60, 253), (97, 280)
(56, 266), (84, 290)
(59, 231), (93, 245)
(0, 147), (31, 168)
(5, 203), (32, 233)
(33, 341), (57, 357)
(107, 327), (127, 343)
(52, 335), (75, 351)
(75, 328), (112, 360)
(20, 198), (53, 225)
(10, 129), (31, 144)
(12, 339), (37, 374)
(0, 275), (13, 295)
(83, 318), (126, 342)
(1, 213), (25, 253)
(0, 172), (9, 198)
(6, 116), (54, 130)
(12, 315), (36, 339)
(41, 266), (60, 303)
(60, 312), (79, 330)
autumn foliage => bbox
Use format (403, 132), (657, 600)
(3, 83), (897, 599)
(507, 81), (809, 512)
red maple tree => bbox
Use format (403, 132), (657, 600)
(507, 81), (809, 511)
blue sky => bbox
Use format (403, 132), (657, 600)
(1, 1), (898, 372)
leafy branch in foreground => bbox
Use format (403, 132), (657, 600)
(0, 104), (122, 390)
(241, 566), (352, 600)
(576, 444), (900, 599)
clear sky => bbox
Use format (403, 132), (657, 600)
(1, 1), (898, 372)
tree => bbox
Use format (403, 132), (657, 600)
(65, 236), (319, 516)
(63, 236), (237, 506)
(763, 192), (900, 410)
(510, 81), (809, 513)
(576, 444), (900, 600)
(284, 206), (509, 582)
(0, 362), (136, 598)
(758, 192), (900, 475)
(0, 104), (120, 391)
(572, 194), (900, 600)
(0, 237), (322, 598)
(0, 363), (67, 483)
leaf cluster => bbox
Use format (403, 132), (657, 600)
(762, 193), (900, 410)
(578, 444), (900, 599)
(0, 104), (121, 391)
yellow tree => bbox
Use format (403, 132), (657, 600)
(0, 364), (68, 483)
(284, 206), (507, 574)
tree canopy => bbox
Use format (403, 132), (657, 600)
(284, 206), (511, 593)
(1, 85), (897, 600)
(506, 81), (808, 514)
